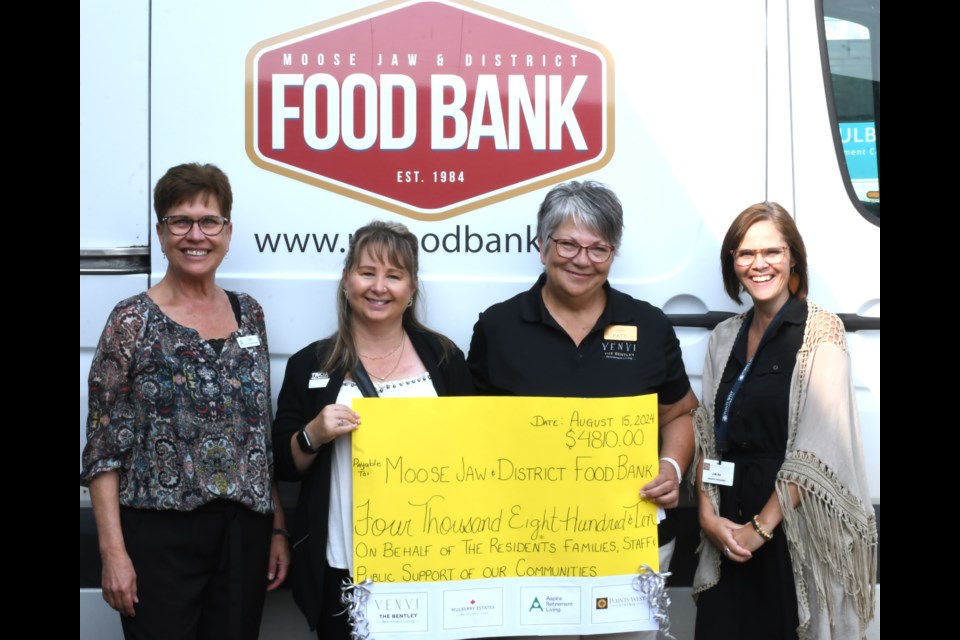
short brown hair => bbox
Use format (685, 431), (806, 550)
(720, 202), (808, 304)
(153, 163), (233, 222)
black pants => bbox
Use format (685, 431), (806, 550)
(317, 565), (352, 640)
(118, 502), (272, 640)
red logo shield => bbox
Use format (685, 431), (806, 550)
(246, 0), (613, 220)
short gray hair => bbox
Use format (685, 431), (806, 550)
(536, 181), (624, 250)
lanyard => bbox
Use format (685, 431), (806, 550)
(715, 298), (792, 456)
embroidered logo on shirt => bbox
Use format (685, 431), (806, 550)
(601, 340), (638, 361)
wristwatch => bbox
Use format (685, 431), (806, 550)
(296, 428), (319, 454)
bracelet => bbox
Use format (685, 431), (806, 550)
(272, 527), (290, 538)
(659, 457), (683, 483)
(751, 516), (774, 542)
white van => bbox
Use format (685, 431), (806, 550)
(80, 1), (879, 637)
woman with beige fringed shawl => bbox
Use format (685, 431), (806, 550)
(692, 202), (877, 639)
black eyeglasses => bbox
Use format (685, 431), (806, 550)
(548, 236), (614, 263)
(162, 215), (229, 237)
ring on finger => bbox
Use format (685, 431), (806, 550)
(337, 418), (344, 427)
(723, 546), (731, 556)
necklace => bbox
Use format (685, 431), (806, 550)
(358, 336), (404, 360)
(363, 338), (405, 381)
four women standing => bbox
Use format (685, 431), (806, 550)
(83, 169), (876, 638)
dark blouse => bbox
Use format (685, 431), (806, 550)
(714, 300), (807, 455)
(80, 291), (275, 514)
(712, 299), (807, 519)
(697, 299), (808, 640)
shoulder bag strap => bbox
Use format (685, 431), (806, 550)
(353, 361), (380, 398)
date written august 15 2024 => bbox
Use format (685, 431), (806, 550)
(530, 411), (657, 450)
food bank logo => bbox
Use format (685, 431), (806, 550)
(246, 0), (613, 220)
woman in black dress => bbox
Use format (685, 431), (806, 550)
(692, 203), (876, 639)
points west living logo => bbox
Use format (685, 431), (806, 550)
(246, 0), (613, 220)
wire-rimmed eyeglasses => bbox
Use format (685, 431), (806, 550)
(731, 246), (788, 267)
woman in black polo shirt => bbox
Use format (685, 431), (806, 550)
(468, 180), (697, 640)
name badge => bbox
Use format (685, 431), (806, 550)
(309, 372), (330, 389)
(701, 458), (735, 487)
(603, 325), (637, 341)
(237, 335), (261, 349)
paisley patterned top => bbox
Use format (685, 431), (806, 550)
(80, 292), (274, 514)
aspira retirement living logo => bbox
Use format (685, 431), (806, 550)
(246, 0), (613, 221)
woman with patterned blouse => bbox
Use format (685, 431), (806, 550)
(80, 163), (289, 640)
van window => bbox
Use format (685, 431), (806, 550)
(822, 0), (880, 222)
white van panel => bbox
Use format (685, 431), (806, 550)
(782, 1), (880, 502)
(79, 0), (150, 248)
(149, 0), (766, 289)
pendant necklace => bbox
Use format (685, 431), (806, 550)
(364, 338), (405, 381)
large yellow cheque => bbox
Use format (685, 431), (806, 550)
(352, 395), (660, 584)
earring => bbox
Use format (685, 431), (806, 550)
(788, 269), (800, 295)
(407, 298), (414, 308)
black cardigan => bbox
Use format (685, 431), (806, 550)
(272, 328), (474, 629)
